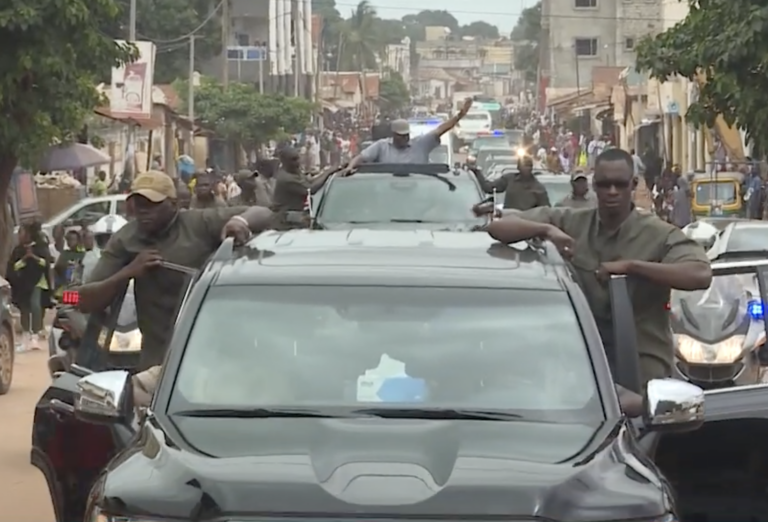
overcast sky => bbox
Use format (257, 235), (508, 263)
(333, 0), (537, 33)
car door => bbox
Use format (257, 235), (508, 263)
(31, 271), (197, 522)
(31, 285), (131, 522)
(700, 261), (768, 420)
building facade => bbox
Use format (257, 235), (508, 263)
(201, 0), (314, 95)
(544, 0), (661, 90)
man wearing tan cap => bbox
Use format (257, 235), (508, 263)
(78, 170), (274, 370)
(555, 171), (597, 209)
(342, 98), (474, 172)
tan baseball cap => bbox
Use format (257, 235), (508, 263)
(130, 170), (177, 202)
(390, 119), (410, 135)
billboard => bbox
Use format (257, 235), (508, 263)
(110, 40), (156, 119)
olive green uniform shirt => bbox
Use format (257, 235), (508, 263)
(476, 172), (551, 210)
(88, 207), (249, 369)
(271, 169), (313, 213)
(519, 206), (710, 384)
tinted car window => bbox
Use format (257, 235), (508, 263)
(472, 137), (507, 150)
(695, 181), (737, 205)
(318, 175), (483, 225)
(172, 286), (601, 423)
(56, 202), (110, 227)
(727, 227), (768, 251)
(538, 178), (571, 203)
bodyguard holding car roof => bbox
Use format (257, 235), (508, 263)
(483, 148), (712, 385)
(79, 171), (274, 370)
(340, 98), (474, 173)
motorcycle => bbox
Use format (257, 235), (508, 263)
(671, 273), (767, 389)
(48, 284), (141, 377)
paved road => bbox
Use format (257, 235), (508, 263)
(1, 349), (55, 521)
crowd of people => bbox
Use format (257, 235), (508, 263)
(4, 100), (719, 414)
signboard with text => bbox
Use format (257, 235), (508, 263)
(109, 40), (156, 119)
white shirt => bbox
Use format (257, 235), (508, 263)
(82, 248), (102, 283)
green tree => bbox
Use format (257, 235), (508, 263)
(459, 21), (499, 40)
(378, 72), (411, 116)
(0, 0), (135, 267)
(178, 78), (315, 152)
(510, 2), (541, 83)
(634, 0), (766, 152)
(403, 10), (459, 35)
(101, 0), (221, 84)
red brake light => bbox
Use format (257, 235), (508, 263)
(665, 302), (671, 311)
(62, 290), (80, 306)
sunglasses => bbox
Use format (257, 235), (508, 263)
(594, 179), (632, 189)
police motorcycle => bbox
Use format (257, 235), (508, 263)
(671, 254), (768, 389)
(48, 215), (141, 377)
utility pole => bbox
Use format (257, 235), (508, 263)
(188, 35), (196, 125)
(128, 0), (137, 40)
(258, 46), (265, 93)
(127, 0), (137, 180)
(221, 0), (229, 88)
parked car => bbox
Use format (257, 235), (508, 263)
(15, 194), (130, 240)
(31, 231), (768, 522)
(0, 275), (14, 394)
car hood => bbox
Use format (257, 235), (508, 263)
(101, 418), (664, 520)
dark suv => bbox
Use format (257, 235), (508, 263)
(32, 230), (768, 522)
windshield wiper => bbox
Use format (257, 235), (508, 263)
(351, 407), (523, 421)
(393, 172), (456, 191)
(174, 407), (344, 418)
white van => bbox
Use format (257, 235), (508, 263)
(454, 111), (492, 145)
(407, 119), (454, 165)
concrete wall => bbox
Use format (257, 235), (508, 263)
(545, 0), (661, 89)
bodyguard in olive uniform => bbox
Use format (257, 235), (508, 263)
(272, 147), (334, 214)
(556, 171), (597, 208)
(486, 148), (712, 385)
(79, 171), (273, 370)
(472, 156), (551, 210)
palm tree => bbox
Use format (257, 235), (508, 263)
(335, 1), (380, 116)
(337, 1), (380, 72)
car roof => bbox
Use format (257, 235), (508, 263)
(728, 220), (768, 231)
(213, 230), (565, 291)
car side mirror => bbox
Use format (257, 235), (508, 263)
(75, 370), (134, 424)
(644, 378), (704, 432)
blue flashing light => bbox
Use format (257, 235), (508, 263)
(748, 300), (764, 319)
(408, 119), (441, 126)
(491, 130), (505, 136)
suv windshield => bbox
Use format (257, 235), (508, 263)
(172, 286), (601, 423)
(318, 175), (483, 225)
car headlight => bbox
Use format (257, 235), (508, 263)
(516, 147), (526, 157)
(676, 333), (746, 363)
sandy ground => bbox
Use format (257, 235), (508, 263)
(0, 349), (55, 521)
